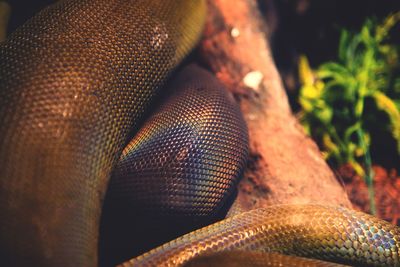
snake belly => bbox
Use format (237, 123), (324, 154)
(0, 0), (206, 266)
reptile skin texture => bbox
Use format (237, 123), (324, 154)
(124, 205), (400, 267)
(100, 65), (248, 265)
(109, 65), (248, 218)
(2, 1), (400, 267)
(0, 0), (206, 266)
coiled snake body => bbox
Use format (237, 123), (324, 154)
(0, 0), (399, 266)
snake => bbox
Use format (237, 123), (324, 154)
(0, 0), (399, 267)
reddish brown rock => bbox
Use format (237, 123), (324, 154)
(199, 0), (352, 215)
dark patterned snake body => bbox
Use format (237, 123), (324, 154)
(99, 64), (248, 266)
(0, 0), (399, 267)
(0, 0), (206, 265)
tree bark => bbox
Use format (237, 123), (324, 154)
(199, 0), (352, 216)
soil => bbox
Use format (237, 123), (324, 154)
(338, 164), (400, 226)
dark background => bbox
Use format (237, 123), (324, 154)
(6, 0), (54, 33)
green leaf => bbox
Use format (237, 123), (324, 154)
(297, 13), (400, 211)
(338, 30), (350, 63)
(372, 92), (400, 153)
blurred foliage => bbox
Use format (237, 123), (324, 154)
(298, 12), (400, 214)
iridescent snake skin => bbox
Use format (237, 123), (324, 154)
(0, 1), (399, 267)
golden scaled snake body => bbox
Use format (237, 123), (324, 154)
(0, 0), (399, 266)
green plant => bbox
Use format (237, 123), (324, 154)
(298, 12), (400, 215)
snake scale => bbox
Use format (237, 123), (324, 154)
(0, 0), (399, 267)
